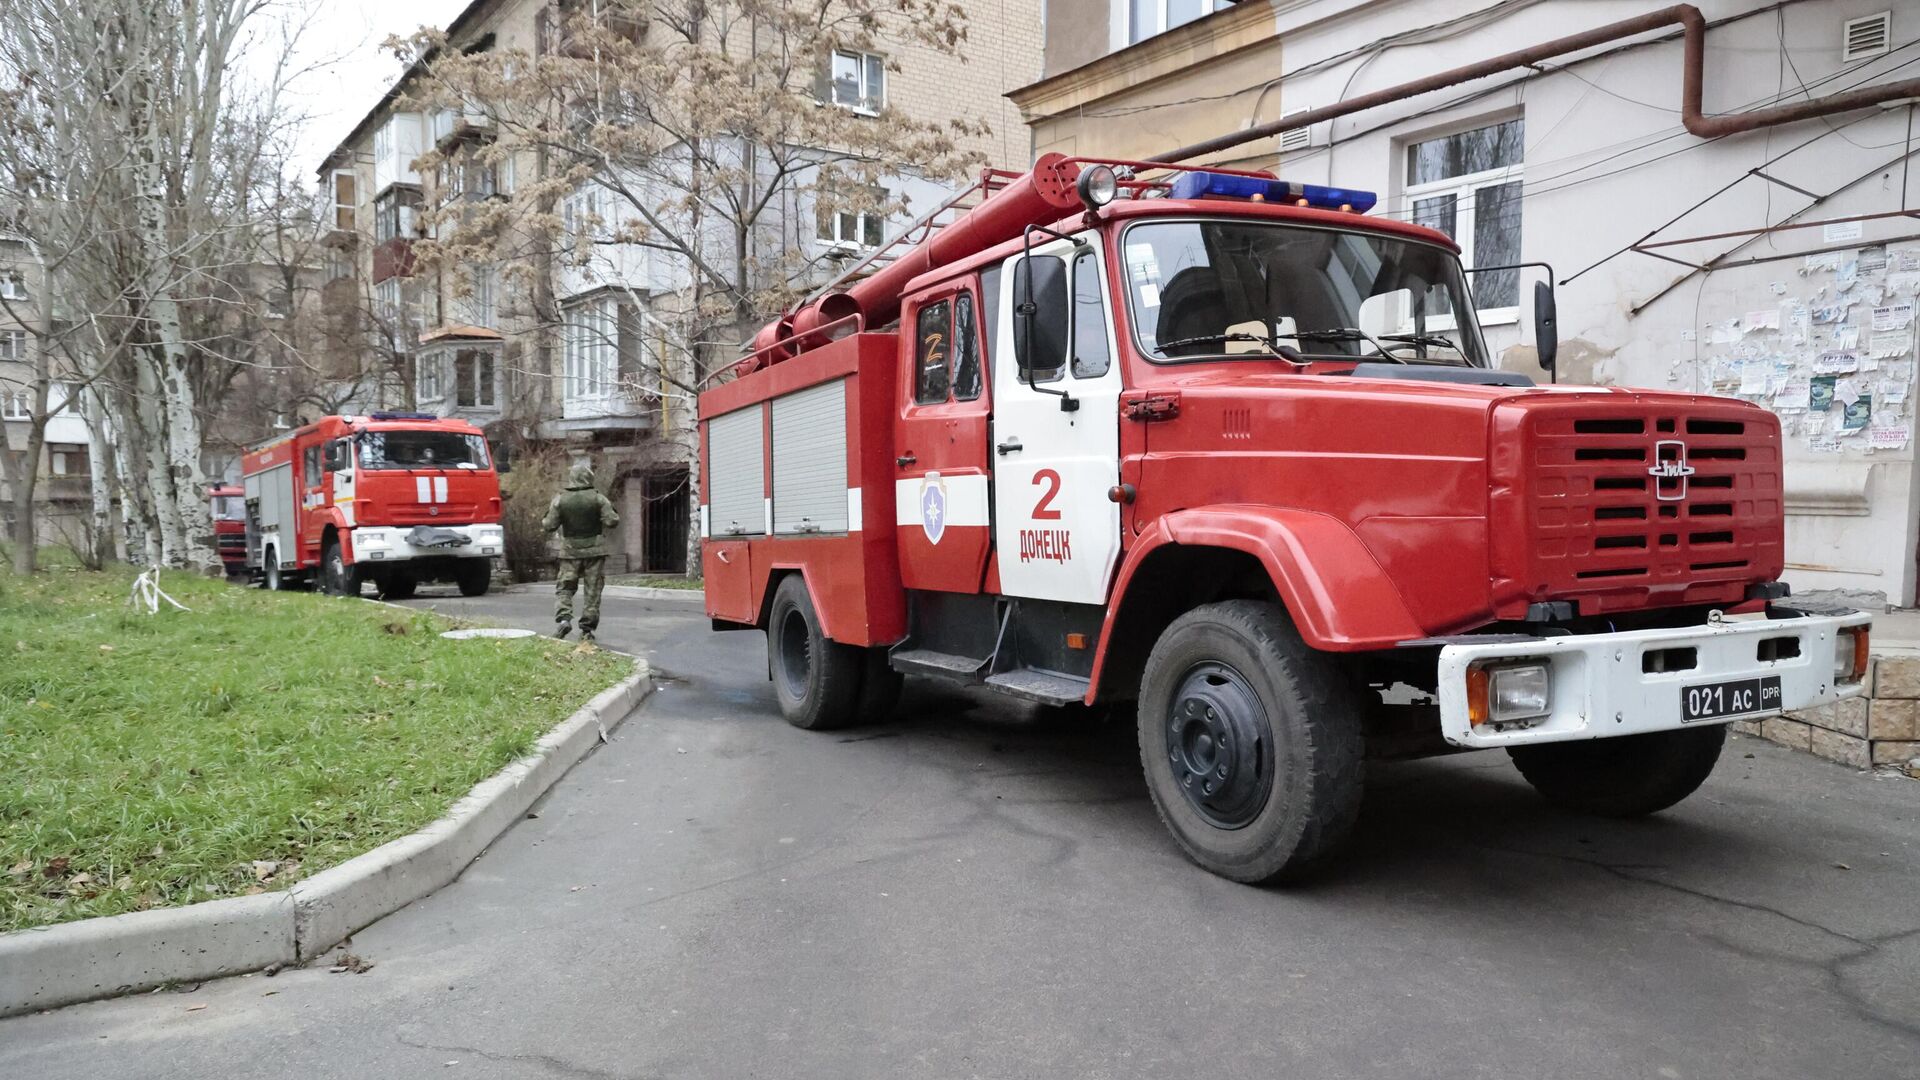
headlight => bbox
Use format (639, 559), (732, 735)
(358, 531), (389, 547)
(1468, 661), (1553, 726)
(1835, 627), (1870, 683)
(1076, 164), (1118, 210)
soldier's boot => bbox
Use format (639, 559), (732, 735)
(555, 619), (572, 639)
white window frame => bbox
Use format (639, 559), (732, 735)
(1402, 127), (1524, 327)
(453, 349), (497, 409)
(1125, 0), (1234, 45)
(826, 49), (885, 115)
(0, 328), (26, 361)
(562, 298), (616, 405)
(0, 274), (26, 301)
(3, 389), (29, 420)
(330, 169), (357, 231)
(818, 188), (887, 253)
(417, 351), (443, 402)
(472, 266), (497, 327)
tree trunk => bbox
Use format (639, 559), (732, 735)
(82, 384), (116, 569)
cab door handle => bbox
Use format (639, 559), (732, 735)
(996, 438), (1023, 456)
(896, 453), (917, 468)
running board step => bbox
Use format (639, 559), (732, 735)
(982, 670), (1090, 706)
(890, 648), (989, 680)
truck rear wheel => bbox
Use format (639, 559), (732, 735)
(456, 558), (492, 597)
(263, 548), (286, 591)
(1137, 601), (1365, 884)
(768, 575), (863, 730)
(1507, 725), (1726, 818)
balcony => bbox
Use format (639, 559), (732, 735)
(372, 238), (416, 284)
(43, 475), (89, 502)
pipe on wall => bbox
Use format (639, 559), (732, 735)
(1155, 4), (1920, 164)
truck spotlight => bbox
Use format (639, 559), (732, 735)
(1468, 661), (1552, 726)
(1835, 627), (1870, 683)
(1076, 165), (1119, 210)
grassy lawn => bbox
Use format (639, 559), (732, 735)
(0, 567), (630, 932)
(606, 574), (701, 590)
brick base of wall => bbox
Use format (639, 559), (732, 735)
(1736, 657), (1920, 777)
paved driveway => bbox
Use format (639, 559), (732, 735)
(3, 586), (1918, 1079)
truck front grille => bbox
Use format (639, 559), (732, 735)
(1491, 400), (1783, 616)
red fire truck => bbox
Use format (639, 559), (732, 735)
(698, 155), (1871, 883)
(209, 485), (248, 578)
(241, 413), (503, 599)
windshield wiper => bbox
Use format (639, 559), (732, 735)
(1377, 332), (1460, 351)
(1282, 327), (1408, 364)
(1156, 331), (1277, 353)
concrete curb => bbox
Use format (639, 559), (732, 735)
(0, 660), (651, 1019)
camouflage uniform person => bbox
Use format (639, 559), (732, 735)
(543, 463), (621, 641)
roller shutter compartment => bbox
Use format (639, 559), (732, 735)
(771, 380), (850, 535)
(707, 407), (766, 536)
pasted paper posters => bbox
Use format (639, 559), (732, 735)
(1871, 423), (1910, 450)
(1869, 328), (1913, 359)
(1813, 350), (1860, 374)
(1842, 393), (1872, 432)
(1811, 374), (1837, 411)
(1825, 219), (1865, 243)
(1873, 302), (1916, 332)
(1776, 375), (1812, 409)
(1744, 309), (1781, 333)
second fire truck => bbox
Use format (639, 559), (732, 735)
(241, 413), (504, 598)
(697, 155), (1871, 883)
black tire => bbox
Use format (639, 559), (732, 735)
(767, 575), (863, 730)
(320, 538), (360, 598)
(456, 558), (492, 597)
(1137, 600), (1366, 884)
(852, 647), (903, 725)
(1507, 724), (1727, 818)
(379, 573), (418, 601)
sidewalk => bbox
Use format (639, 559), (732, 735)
(1872, 608), (1920, 657)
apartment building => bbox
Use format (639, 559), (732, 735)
(318, 0), (1041, 575)
(1014, 0), (1920, 605)
(0, 234), (97, 547)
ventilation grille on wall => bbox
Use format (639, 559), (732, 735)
(1276, 107), (1312, 153)
(1842, 11), (1892, 62)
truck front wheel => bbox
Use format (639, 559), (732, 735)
(1137, 601), (1365, 884)
(1507, 725), (1726, 818)
(321, 539), (360, 598)
(456, 558), (492, 597)
(767, 574), (863, 730)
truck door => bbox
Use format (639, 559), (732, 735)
(990, 235), (1123, 605)
(895, 275), (993, 594)
(300, 441), (328, 561)
(327, 438), (356, 531)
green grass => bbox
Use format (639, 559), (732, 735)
(606, 574), (701, 590)
(0, 567), (629, 932)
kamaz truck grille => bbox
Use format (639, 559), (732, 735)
(1489, 399), (1783, 617)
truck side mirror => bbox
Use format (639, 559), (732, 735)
(1012, 253), (1070, 387)
(1533, 279), (1558, 378)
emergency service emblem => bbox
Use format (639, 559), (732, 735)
(920, 473), (948, 545)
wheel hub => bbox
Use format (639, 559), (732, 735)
(775, 608), (813, 699)
(1166, 661), (1273, 829)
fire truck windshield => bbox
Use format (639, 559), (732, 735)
(211, 496), (245, 521)
(356, 430), (490, 471)
(1121, 220), (1490, 368)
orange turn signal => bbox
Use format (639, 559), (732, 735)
(1466, 665), (1492, 727)
(1843, 627), (1871, 683)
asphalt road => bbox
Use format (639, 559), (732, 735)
(5, 584), (1920, 1079)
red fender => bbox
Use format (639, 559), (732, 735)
(1088, 505), (1427, 697)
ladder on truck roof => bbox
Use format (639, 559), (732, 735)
(796, 167), (1026, 313)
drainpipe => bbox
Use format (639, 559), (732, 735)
(1156, 4), (1920, 164)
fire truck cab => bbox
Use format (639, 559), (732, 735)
(209, 485), (248, 578)
(698, 157), (1871, 883)
(241, 413), (503, 599)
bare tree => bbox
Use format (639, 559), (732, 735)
(0, 0), (319, 573)
(392, 0), (987, 569)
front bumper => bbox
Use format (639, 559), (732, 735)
(351, 523), (503, 563)
(1434, 611), (1871, 749)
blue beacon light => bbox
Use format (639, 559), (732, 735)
(1166, 171), (1377, 213)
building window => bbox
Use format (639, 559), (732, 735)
(49, 443), (87, 476)
(417, 352), (443, 401)
(0, 329), (26, 361)
(374, 186), (421, 243)
(471, 266), (496, 327)
(454, 349), (495, 408)
(1127, 0), (1236, 45)
(2, 390), (28, 420)
(327, 251), (353, 282)
(818, 190), (886, 251)
(0, 273), (26, 301)
(564, 185), (604, 240)
(562, 296), (653, 411)
(824, 50), (885, 114)
(1405, 117), (1524, 314)
(331, 170), (357, 230)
